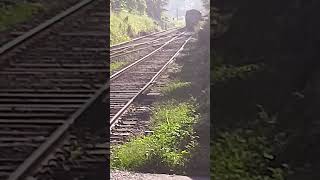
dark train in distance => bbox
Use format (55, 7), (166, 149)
(185, 9), (202, 32)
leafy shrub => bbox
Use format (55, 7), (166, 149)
(111, 102), (199, 173)
(212, 64), (262, 84)
(211, 107), (288, 180)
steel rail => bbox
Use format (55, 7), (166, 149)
(0, 0), (95, 55)
(110, 32), (185, 80)
(7, 81), (109, 180)
(1, 0), (106, 179)
(110, 43), (164, 59)
(110, 31), (184, 58)
(110, 34), (179, 57)
(110, 29), (179, 53)
(110, 27), (180, 48)
(110, 35), (192, 129)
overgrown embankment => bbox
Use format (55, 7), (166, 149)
(111, 101), (199, 173)
(111, 23), (210, 176)
(110, 11), (159, 45)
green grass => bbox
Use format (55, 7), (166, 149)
(165, 19), (185, 28)
(111, 101), (199, 173)
(110, 11), (159, 45)
(0, 3), (44, 31)
(160, 80), (191, 95)
(173, 19), (185, 27)
(110, 61), (129, 72)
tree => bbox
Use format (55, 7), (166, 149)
(201, 0), (209, 10)
(146, 0), (168, 21)
(136, 0), (147, 14)
(111, 0), (147, 14)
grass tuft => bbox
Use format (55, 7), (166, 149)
(110, 61), (129, 72)
(160, 80), (191, 95)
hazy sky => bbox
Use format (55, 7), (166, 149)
(165, 0), (205, 18)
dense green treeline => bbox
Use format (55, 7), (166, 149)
(110, 0), (168, 21)
(211, 0), (320, 179)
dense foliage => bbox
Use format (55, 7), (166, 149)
(211, 0), (320, 178)
(110, 0), (173, 45)
(110, 0), (168, 20)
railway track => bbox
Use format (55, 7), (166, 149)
(0, 0), (108, 179)
(0, 0), (192, 179)
(110, 28), (184, 74)
(110, 27), (181, 50)
(0, 0), (82, 46)
(110, 32), (193, 142)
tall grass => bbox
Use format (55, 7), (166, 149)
(110, 11), (158, 45)
(111, 102), (199, 173)
(110, 61), (128, 73)
(0, 3), (43, 31)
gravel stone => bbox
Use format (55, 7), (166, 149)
(111, 170), (210, 180)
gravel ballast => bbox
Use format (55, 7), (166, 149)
(111, 170), (210, 180)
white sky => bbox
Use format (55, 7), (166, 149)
(165, 0), (205, 18)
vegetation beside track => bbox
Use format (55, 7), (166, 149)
(210, 9), (289, 179)
(110, 60), (129, 72)
(110, 11), (158, 45)
(111, 26), (210, 176)
(210, 0), (320, 176)
(210, 34), (289, 180)
(0, 2), (43, 31)
(160, 80), (191, 95)
(111, 101), (199, 173)
(110, 0), (184, 45)
(211, 107), (289, 180)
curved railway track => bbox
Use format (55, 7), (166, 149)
(110, 33), (192, 141)
(110, 28), (184, 75)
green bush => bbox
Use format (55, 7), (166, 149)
(211, 107), (288, 180)
(111, 102), (199, 173)
(212, 64), (262, 83)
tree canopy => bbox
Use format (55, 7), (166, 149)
(110, 0), (169, 20)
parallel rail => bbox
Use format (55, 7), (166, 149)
(110, 33), (192, 131)
(0, 0), (107, 179)
(0, 0), (189, 179)
(110, 27), (181, 49)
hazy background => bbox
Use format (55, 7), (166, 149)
(165, 0), (206, 20)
